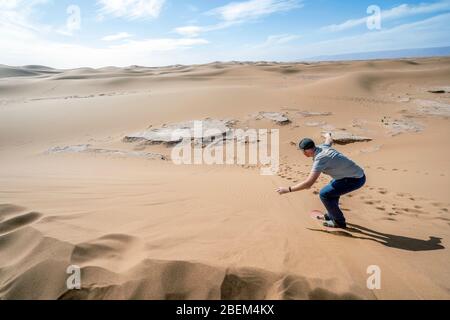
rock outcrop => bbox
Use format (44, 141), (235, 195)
(298, 111), (332, 117)
(323, 131), (372, 145)
(414, 99), (450, 117)
(381, 117), (424, 136)
(253, 112), (291, 125)
(47, 144), (166, 160)
(124, 119), (236, 146)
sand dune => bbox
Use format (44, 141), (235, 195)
(0, 65), (60, 79)
(0, 57), (449, 300)
(0, 65), (43, 78)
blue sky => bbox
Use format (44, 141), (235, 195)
(1, 0), (450, 67)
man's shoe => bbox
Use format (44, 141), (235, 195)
(316, 213), (332, 221)
(323, 220), (347, 229)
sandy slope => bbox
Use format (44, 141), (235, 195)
(0, 58), (449, 299)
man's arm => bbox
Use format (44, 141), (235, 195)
(276, 171), (321, 195)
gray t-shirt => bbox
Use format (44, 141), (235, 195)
(312, 144), (364, 180)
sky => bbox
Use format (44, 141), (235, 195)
(1, 0), (450, 68)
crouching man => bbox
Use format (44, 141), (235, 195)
(276, 133), (366, 229)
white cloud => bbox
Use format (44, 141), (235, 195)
(296, 13), (450, 59)
(97, 0), (165, 20)
(0, 36), (210, 68)
(323, 0), (450, 32)
(244, 33), (301, 52)
(174, 0), (302, 37)
(208, 0), (302, 22)
(248, 33), (301, 50)
(208, 12), (450, 62)
(0, 0), (82, 39)
(102, 32), (133, 41)
(174, 21), (241, 37)
(0, 0), (208, 68)
(263, 34), (301, 46)
(0, 0), (49, 34)
(174, 26), (203, 38)
(109, 38), (209, 51)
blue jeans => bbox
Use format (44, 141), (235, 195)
(319, 175), (366, 227)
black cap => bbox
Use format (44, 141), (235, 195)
(299, 138), (315, 150)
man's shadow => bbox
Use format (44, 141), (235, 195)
(308, 223), (444, 252)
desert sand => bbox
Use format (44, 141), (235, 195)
(0, 58), (449, 300)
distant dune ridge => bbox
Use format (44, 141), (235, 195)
(0, 56), (449, 300)
(304, 46), (450, 62)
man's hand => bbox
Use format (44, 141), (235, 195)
(276, 172), (320, 196)
(324, 132), (333, 145)
(276, 187), (290, 195)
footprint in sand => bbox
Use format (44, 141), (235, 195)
(431, 202), (443, 207)
(399, 207), (425, 216)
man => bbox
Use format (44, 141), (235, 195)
(276, 133), (366, 229)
